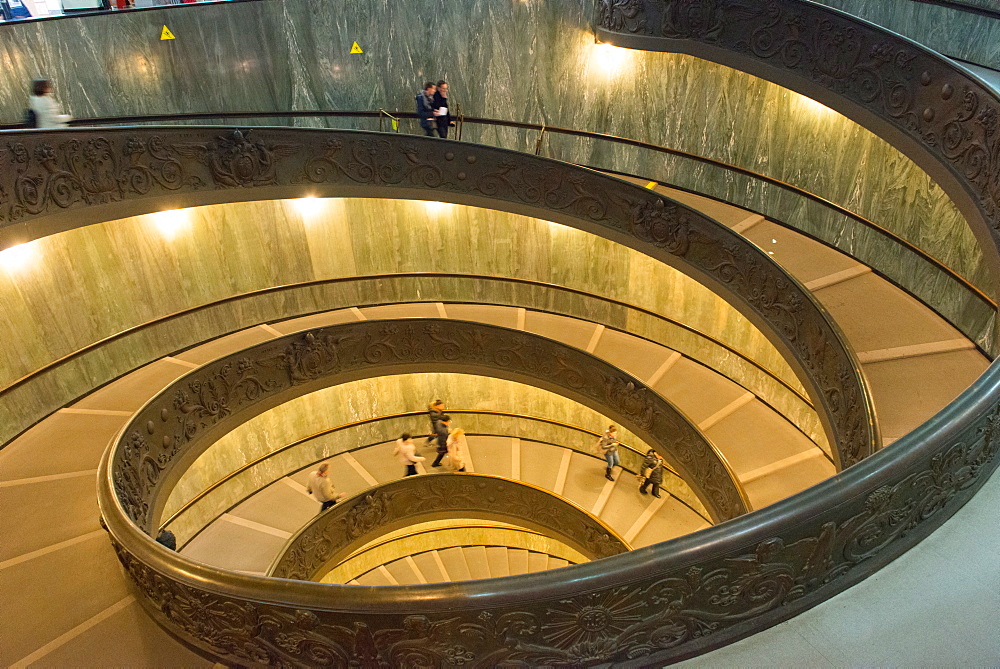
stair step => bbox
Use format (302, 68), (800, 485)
(438, 547), (472, 582)
(463, 545), (491, 580)
(526, 551), (550, 573)
(485, 546), (510, 577)
(507, 548), (529, 576)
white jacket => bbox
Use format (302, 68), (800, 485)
(306, 471), (338, 502)
(29, 94), (70, 129)
(393, 438), (425, 465)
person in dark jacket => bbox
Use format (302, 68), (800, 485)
(639, 449), (665, 498)
(432, 80), (455, 139)
(431, 415), (451, 467)
(416, 82), (438, 137)
(426, 399), (445, 445)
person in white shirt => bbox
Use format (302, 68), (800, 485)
(306, 463), (345, 511)
(28, 79), (70, 129)
(446, 428), (468, 472)
(392, 432), (425, 476)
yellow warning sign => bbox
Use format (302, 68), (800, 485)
(350, 41), (363, 54)
(160, 25), (175, 41)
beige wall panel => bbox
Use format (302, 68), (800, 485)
(0, 199), (810, 450)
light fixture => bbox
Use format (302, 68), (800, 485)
(0, 241), (38, 274)
(293, 196), (324, 218)
(423, 201), (451, 215)
(590, 40), (633, 77)
(151, 209), (190, 240)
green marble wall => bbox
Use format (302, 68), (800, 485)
(0, 199), (821, 451)
(0, 0), (991, 345)
(162, 373), (707, 545)
(814, 0), (1000, 68)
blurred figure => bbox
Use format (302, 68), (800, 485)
(446, 427), (467, 472)
(306, 463), (346, 511)
(598, 424), (619, 481)
(27, 79), (70, 128)
(426, 399), (445, 445)
(639, 449), (665, 498)
(431, 414), (451, 467)
(393, 432), (425, 476)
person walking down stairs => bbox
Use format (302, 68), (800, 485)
(431, 415), (452, 468)
(307, 463), (346, 511)
(446, 428), (468, 472)
(639, 449), (665, 498)
(598, 425), (619, 481)
(393, 433), (425, 477)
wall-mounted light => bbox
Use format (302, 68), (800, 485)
(423, 201), (452, 215)
(590, 41), (633, 77)
(795, 92), (835, 116)
(150, 209), (190, 240)
(293, 196), (325, 218)
(0, 241), (39, 274)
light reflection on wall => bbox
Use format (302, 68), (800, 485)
(0, 240), (39, 274)
(150, 209), (191, 239)
(590, 41), (634, 78)
(292, 196), (325, 218)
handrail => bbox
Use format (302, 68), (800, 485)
(172, 431), (711, 554)
(74, 123), (894, 664)
(158, 408), (695, 536)
(112, 318), (750, 526)
(267, 473), (632, 581)
(0, 275), (811, 407)
(0, 127), (879, 471)
(0, 110), (990, 315)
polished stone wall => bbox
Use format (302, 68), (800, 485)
(0, 0), (991, 344)
(816, 0), (1000, 68)
(0, 199), (820, 450)
(162, 372), (707, 546)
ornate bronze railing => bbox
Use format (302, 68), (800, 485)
(160, 409), (703, 546)
(1, 127), (875, 470)
(595, 0), (1000, 281)
(1, 110), (991, 352)
(86, 0), (1000, 663)
(112, 319), (748, 528)
(0, 277), (824, 454)
(268, 473), (632, 581)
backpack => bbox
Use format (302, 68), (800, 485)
(23, 108), (37, 128)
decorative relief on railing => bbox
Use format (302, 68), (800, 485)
(269, 474), (630, 581)
(111, 319), (748, 530)
(102, 389), (999, 665)
(595, 0), (1000, 246)
(0, 127), (876, 471)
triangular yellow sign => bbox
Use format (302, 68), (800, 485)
(160, 25), (175, 41)
(350, 41), (363, 54)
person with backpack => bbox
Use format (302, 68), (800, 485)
(27, 79), (70, 128)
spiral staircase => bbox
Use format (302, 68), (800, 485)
(1, 0), (1000, 667)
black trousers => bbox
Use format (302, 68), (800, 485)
(437, 122), (449, 139)
(639, 480), (660, 496)
(405, 464), (418, 476)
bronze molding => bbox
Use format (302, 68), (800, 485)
(98, 364), (1000, 666)
(160, 408), (698, 539)
(594, 0), (1000, 283)
(0, 127), (875, 469)
(111, 319), (749, 528)
(267, 473), (632, 581)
